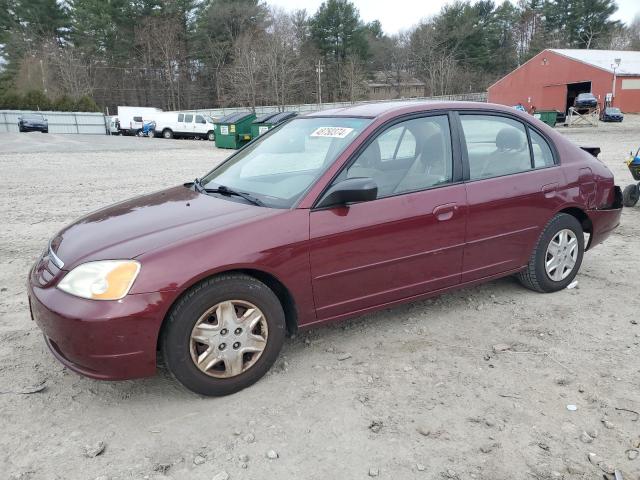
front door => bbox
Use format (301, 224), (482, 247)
(458, 112), (563, 282)
(309, 114), (467, 321)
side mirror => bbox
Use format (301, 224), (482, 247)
(316, 177), (378, 209)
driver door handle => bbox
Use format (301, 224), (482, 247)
(433, 203), (458, 221)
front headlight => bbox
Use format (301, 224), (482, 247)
(57, 260), (141, 300)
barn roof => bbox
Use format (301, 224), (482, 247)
(549, 49), (640, 76)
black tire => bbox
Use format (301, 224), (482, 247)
(622, 184), (639, 207)
(207, 131), (215, 141)
(518, 213), (584, 293)
(162, 129), (173, 139)
(160, 274), (286, 396)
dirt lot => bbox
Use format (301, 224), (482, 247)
(1, 119), (639, 480)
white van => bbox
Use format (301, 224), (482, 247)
(154, 112), (216, 140)
(117, 106), (162, 135)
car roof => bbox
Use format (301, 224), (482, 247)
(302, 100), (516, 119)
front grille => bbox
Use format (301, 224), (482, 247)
(33, 251), (62, 288)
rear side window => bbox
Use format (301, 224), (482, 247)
(461, 115), (532, 180)
(133, 116), (143, 122)
(185, 114), (194, 123)
(530, 129), (555, 168)
(178, 114), (184, 122)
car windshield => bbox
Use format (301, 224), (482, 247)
(578, 93), (594, 99)
(23, 114), (44, 120)
(200, 117), (371, 208)
(606, 107), (621, 113)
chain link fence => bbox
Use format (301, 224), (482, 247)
(173, 92), (488, 118)
(0, 92), (487, 135)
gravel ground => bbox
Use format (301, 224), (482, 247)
(1, 119), (639, 480)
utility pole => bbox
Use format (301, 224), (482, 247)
(316, 60), (324, 107)
(40, 59), (47, 95)
(611, 57), (621, 106)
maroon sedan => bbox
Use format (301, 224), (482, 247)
(28, 102), (622, 396)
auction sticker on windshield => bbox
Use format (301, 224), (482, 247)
(310, 127), (354, 138)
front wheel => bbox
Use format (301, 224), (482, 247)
(622, 184), (639, 207)
(207, 131), (215, 141)
(161, 274), (286, 396)
(518, 213), (584, 293)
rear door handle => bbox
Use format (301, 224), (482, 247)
(541, 182), (559, 198)
(433, 203), (458, 221)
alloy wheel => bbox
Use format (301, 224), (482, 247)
(545, 228), (578, 281)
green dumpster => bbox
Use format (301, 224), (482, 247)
(250, 111), (297, 138)
(533, 110), (559, 127)
(214, 112), (256, 149)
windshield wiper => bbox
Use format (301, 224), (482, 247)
(192, 178), (204, 193)
(206, 185), (265, 207)
(193, 178), (265, 207)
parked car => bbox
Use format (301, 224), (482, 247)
(18, 113), (48, 133)
(28, 102), (622, 396)
(600, 106), (624, 122)
(574, 92), (598, 109)
(154, 112), (216, 140)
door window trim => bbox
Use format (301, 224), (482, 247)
(311, 110), (463, 210)
(452, 110), (559, 183)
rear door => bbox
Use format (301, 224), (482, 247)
(457, 112), (562, 282)
(309, 113), (467, 321)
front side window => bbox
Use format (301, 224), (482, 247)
(337, 115), (453, 198)
(201, 117), (371, 208)
(196, 115), (206, 124)
(461, 115), (532, 180)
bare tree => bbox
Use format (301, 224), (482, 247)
(224, 33), (263, 110)
(136, 16), (184, 110)
(262, 9), (309, 110)
(410, 21), (459, 96)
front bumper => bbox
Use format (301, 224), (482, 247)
(28, 277), (173, 380)
(20, 125), (47, 132)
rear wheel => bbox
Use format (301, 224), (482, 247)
(161, 274), (286, 396)
(518, 213), (584, 293)
(162, 129), (173, 139)
(622, 184), (639, 207)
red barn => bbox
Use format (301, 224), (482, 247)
(488, 49), (640, 113)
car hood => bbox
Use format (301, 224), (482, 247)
(51, 185), (279, 269)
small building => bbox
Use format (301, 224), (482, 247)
(488, 49), (640, 113)
(365, 71), (425, 101)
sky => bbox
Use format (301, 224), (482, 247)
(267, 0), (640, 34)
